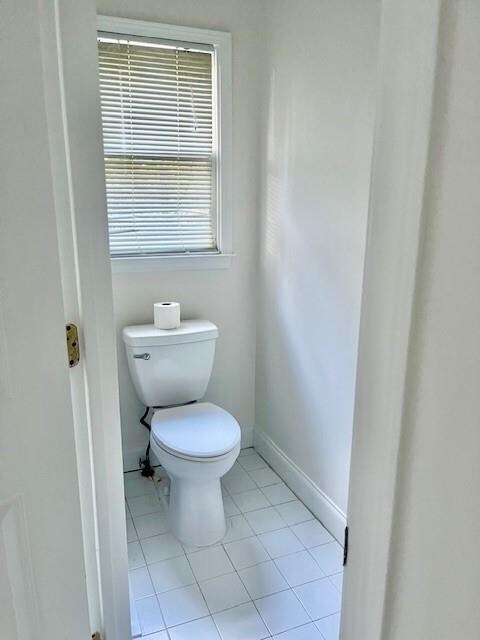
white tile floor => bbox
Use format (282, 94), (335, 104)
(124, 448), (343, 640)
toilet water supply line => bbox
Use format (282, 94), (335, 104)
(139, 406), (170, 500)
(139, 406), (154, 478)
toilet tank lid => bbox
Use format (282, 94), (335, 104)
(123, 319), (218, 347)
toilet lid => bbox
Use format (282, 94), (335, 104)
(151, 402), (241, 459)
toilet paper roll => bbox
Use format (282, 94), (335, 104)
(154, 302), (181, 330)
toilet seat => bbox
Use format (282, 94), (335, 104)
(151, 402), (241, 460)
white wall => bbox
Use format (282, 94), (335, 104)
(99, 0), (381, 506)
(384, 2), (480, 636)
(96, 0), (264, 469)
(254, 0), (380, 534)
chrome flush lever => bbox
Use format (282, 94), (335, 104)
(133, 353), (151, 360)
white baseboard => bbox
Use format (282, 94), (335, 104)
(253, 429), (346, 543)
(123, 426), (254, 472)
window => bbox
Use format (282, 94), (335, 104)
(97, 17), (232, 270)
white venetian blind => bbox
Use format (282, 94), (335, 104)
(97, 35), (216, 257)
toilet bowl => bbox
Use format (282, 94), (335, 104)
(150, 402), (241, 547)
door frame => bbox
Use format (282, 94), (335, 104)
(41, 1), (130, 638)
(46, 0), (444, 639)
(341, 1), (442, 639)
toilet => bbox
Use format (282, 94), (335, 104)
(123, 320), (241, 547)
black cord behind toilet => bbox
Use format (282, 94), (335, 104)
(139, 407), (155, 477)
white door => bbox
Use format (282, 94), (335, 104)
(0, 0), (93, 637)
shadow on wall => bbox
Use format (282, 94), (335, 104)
(255, 28), (373, 517)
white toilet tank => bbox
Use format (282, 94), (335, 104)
(123, 320), (218, 407)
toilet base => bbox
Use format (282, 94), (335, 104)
(150, 439), (241, 548)
(169, 476), (226, 547)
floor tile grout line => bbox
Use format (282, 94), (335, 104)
(327, 573), (344, 593)
(304, 548), (331, 578)
(129, 507), (166, 520)
(138, 526), (322, 575)
(211, 602), (269, 640)
(134, 547), (339, 624)
(202, 587), (253, 620)
(261, 615), (319, 639)
(181, 541), (216, 621)
(132, 597), (338, 630)
(246, 454), (332, 534)
(132, 589), (339, 632)
(127, 539), (148, 572)
(254, 577), (317, 633)
(125, 493), (158, 506)
(187, 562), (235, 587)
(135, 525), (341, 592)
(131, 565), (341, 604)
(165, 613), (213, 632)
(235, 560), (291, 601)
(224, 497), (318, 538)
(138, 544), (341, 600)
(315, 610), (343, 621)
(126, 447), (341, 639)
(229, 490), (317, 526)
(153, 591), (168, 635)
(272, 554), (328, 587)
(276, 572), (336, 592)
(229, 489), (274, 511)
(250, 595), (286, 639)
(125, 484), (160, 501)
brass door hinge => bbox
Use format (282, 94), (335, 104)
(66, 323), (80, 368)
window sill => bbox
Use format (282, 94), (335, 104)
(111, 253), (234, 273)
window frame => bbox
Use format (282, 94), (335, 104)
(97, 16), (233, 272)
